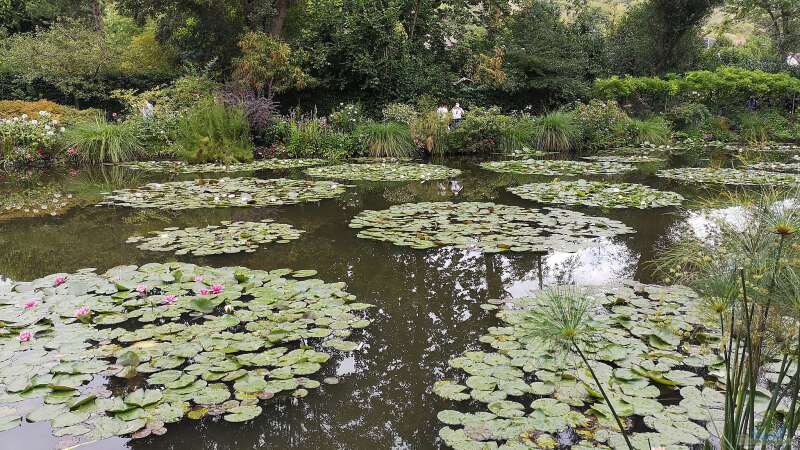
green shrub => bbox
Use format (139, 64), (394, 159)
(734, 111), (771, 143)
(0, 113), (66, 166)
(498, 116), (537, 153)
(355, 122), (414, 157)
(667, 103), (711, 130)
(532, 111), (580, 153)
(447, 108), (515, 154)
(382, 103), (418, 124)
(329, 103), (365, 132)
(594, 67), (800, 112)
(628, 117), (671, 145)
(284, 118), (356, 160)
(707, 116), (737, 142)
(173, 99), (253, 163)
(65, 116), (144, 163)
(571, 100), (630, 151)
(411, 111), (450, 155)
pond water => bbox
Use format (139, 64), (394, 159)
(0, 153), (778, 449)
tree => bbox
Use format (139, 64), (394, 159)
(1, 20), (111, 105)
(0, 0), (102, 35)
(610, 0), (721, 76)
(494, 1), (597, 108)
(232, 31), (310, 96)
(114, 0), (300, 65)
(726, 0), (800, 59)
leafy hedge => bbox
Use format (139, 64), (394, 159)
(593, 67), (800, 111)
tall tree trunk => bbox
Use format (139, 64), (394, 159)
(270, 0), (291, 37)
(91, 0), (103, 33)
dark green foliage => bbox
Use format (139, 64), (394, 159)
(173, 99), (253, 163)
(498, 2), (594, 109)
(667, 103), (712, 130)
(446, 108), (517, 154)
(609, 0), (720, 76)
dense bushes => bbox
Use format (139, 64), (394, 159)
(594, 67), (800, 112)
(0, 112), (65, 167)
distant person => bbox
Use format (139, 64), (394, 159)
(450, 103), (464, 128)
(746, 96), (758, 111)
(436, 102), (449, 119)
(141, 100), (155, 119)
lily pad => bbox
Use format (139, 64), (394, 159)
(305, 163), (461, 182)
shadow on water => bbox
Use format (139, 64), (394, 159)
(0, 155), (740, 449)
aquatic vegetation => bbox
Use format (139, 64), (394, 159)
(305, 163), (461, 182)
(435, 282), (723, 450)
(508, 180), (684, 209)
(480, 159), (636, 176)
(725, 143), (800, 154)
(0, 263), (373, 442)
(349, 202), (634, 252)
(127, 220), (303, 256)
(654, 189), (800, 449)
(657, 167), (800, 186)
(117, 159), (329, 173)
(99, 177), (346, 210)
(746, 161), (800, 173)
(582, 155), (666, 164)
(0, 185), (78, 220)
(505, 148), (554, 158)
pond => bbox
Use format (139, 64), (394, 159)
(0, 151), (792, 449)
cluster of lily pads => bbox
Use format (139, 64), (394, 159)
(581, 155), (666, 164)
(0, 186), (78, 220)
(656, 167), (800, 186)
(746, 162), (800, 173)
(304, 163), (461, 182)
(98, 177), (346, 210)
(725, 144), (800, 154)
(117, 159), (329, 173)
(480, 159), (635, 176)
(349, 202), (634, 252)
(126, 220), (304, 256)
(0, 262), (372, 442)
(435, 282), (724, 450)
(508, 180), (684, 209)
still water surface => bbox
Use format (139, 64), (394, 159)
(0, 156), (737, 449)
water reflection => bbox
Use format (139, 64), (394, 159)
(0, 159), (696, 450)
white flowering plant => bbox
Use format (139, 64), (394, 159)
(0, 113), (66, 166)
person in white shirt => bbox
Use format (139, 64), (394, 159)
(450, 103), (464, 128)
(436, 103), (449, 119)
(141, 100), (155, 119)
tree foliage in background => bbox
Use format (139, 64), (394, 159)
(610, 0), (721, 76)
(726, 0), (800, 59)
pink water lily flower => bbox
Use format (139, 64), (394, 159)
(74, 306), (91, 318)
(18, 331), (32, 342)
(23, 300), (38, 309)
(136, 284), (148, 295)
(162, 295), (177, 305)
(210, 284), (224, 295)
(193, 275), (203, 282)
(199, 288), (210, 296)
(54, 275), (66, 287)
